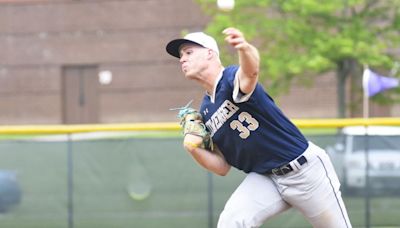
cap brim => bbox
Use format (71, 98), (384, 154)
(166, 39), (202, 58)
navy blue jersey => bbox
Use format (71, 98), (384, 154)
(200, 65), (308, 174)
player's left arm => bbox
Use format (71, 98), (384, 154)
(174, 105), (231, 176)
(184, 141), (231, 176)
(223, 27), (260, 95)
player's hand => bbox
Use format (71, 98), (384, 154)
(222, 27), (249, 50)
(172, 101), (213, 151)
(183, 134), (204, 151)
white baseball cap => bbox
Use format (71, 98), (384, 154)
(166, 32), (220, 58)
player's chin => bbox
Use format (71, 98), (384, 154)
(181, 69), (188, 76)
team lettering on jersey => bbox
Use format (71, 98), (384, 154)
(205, 100), (239, 136)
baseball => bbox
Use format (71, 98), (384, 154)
(217, 0), (234, 11)
(98, 70), (113, 85)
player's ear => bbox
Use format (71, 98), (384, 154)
(207, 49), (215, 60)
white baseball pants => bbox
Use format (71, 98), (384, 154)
(217, 142), (352, 228)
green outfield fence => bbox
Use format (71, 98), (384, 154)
(1, 118), (400, 228)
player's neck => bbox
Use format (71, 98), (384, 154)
(201, 65), (224, 95)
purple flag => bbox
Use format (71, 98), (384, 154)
(362, 68), (399, 97)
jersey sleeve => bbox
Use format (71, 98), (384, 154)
(223, 66), (256, 103)
(222, 65), (255, 103)
(232, 70), (255, 103)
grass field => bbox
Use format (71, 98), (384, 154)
(0, 133), (399, 227)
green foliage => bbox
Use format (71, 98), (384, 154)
(196, 0), (400, 101)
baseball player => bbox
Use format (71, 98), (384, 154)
(166, 27), (352, 228)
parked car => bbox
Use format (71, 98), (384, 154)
(326, 126), (400, 194)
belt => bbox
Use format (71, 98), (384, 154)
(267, 155), (307, 176)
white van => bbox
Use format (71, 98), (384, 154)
(326, 126), (400, 193)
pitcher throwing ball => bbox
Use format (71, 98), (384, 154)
(166, 27), (352, 228)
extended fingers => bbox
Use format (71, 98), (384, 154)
(222, 27), (242, 37)
(226, 37), (246, 48)
(222, 28), (247, 49)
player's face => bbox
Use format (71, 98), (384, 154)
(179, 44), (209, 78)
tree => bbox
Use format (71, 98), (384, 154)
(196, 0), (400, 117)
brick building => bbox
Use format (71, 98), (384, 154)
(0, 0), (396, 125)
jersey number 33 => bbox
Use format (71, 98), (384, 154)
(230, 112), (259, 139)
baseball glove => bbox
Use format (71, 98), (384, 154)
(171, 101), (213, 151)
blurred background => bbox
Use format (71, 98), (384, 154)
(0, 0), (400, 227)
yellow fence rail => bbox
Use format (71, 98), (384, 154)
(1, 118), (400, 135)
